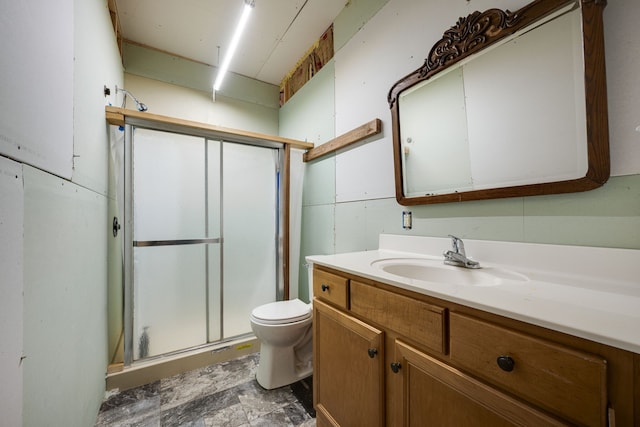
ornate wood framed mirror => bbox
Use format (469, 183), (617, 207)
(388, 0), (609, 205)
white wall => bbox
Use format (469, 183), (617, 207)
(0, 0), (123, 425)
(281, 0), (640, 299)
(0, 0), (74, 179)
(332, 0), (640, 203)
(0, 157), (24, 427)
(121, 42), (282, 136)
(123, 73), (279, 135)
(23, 166), (108, 427)
(303, 0), (640, 200)
(74, 0), (124, 194)
(604, 1), (640, 176)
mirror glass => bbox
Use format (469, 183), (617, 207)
(389, 0), (609, 205)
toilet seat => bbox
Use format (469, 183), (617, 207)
(250, 299), (311, 325)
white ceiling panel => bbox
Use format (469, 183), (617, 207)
(252, 0), (345, 84)
(115, 0), (346, 86)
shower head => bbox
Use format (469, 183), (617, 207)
(116, 86), (148, 112)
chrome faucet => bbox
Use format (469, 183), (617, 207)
(443, 235), (480, 269)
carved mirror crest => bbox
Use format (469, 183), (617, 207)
(388, 0), (609, 205)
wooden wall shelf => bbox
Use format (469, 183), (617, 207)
(105, 106), (314, 150)
(303, 118), (382, 162)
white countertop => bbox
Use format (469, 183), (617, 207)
(307, 234), (640, 354)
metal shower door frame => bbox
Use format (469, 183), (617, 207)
(122, 121), (284, 366)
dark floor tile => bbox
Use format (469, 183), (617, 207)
(160, 387), (240, 426)
(221, 352), (259, 372)
(99, 381), (161, 412)
(202, 403), (250, 427)
(248, 407), (292, 427)
(95, 395), (160, 427)
(283, 401), (311, 426)
(290, 376), (314, 418)
(95, 353), (315, 427)
(236, 380), (297, 423)
(130, 417), (162, 427)
(160, 353), (258, 412)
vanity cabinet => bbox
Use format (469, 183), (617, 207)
(392, 340), (564, 426)
(449, 313), (607, 426)
(312, 265), (637, 426)
(313, 299), (384, 427)
(313, 268), (349, 309)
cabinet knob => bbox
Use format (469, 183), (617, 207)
(321, 284), (330, 292)
(367, 348), (378, 358)
(390, 362), (401, 373)
(497, 355), (515, 372)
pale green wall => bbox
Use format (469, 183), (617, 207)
(331, 175), (640, 250)
(23, 166), (109, 427)
(0, 0), (123, 426)
(332, 0), (389, 51)
(5, 0), (634, 425)
(123, 42), (280, 110)
(279, 63), (337, 303)
(278, 0), (640, 302)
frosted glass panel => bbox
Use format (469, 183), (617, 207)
(207, 141), (222, 341)
(207, 140), (221, 238)
(223, 143), (277, 337)
(133, 129), (206, 241)
(133, 245), (207, 359)
(128, 127), (279, 358)
(207, 243), (222, 342)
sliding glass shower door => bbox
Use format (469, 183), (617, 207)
(126, 127), (279, 363)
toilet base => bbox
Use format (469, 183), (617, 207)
(255, 342), (312, 390)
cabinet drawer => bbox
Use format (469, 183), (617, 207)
(394, 340), (566, 426)
(350, 281), (446, 354)
(450, 313), (607, 427)
(314, 268), (349, 309)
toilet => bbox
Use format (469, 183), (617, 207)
(249, 266), (314, 389)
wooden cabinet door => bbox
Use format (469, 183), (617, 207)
(450, 313), (607, 426)
(313, 299), (385, 427)
(392, 340), (568, 427)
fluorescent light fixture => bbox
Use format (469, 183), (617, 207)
(213, 0), (254, 92)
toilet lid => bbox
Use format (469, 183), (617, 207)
(251, 299), (311, 325)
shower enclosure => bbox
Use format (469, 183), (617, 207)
(121, 124), (284, 364)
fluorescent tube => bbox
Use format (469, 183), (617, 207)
(213, 1), (253, 92)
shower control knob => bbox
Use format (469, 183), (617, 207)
(321, 284), (330, 292)
(112, 217), (121, 237)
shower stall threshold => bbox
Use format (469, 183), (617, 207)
(105, 335), (259, 392)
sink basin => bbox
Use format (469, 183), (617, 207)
(371, 258), (528, 287)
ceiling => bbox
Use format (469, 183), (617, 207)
(115, 0), (347, 86)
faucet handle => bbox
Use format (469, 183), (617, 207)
(445, 235), (480, 268)
(448, 235), (465, 256)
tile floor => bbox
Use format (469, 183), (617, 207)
(95, 353), (316, 427)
